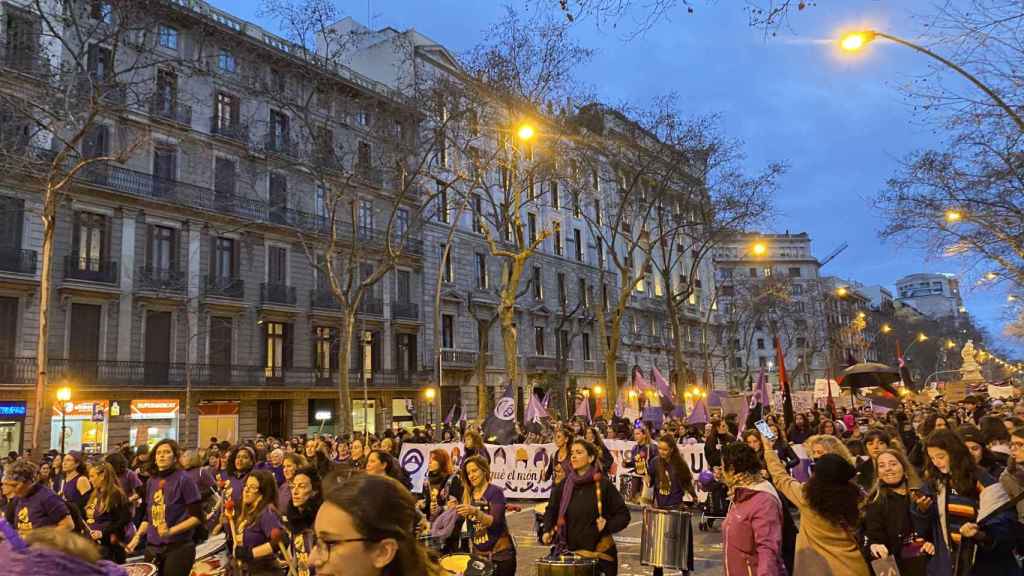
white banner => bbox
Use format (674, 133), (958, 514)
(399, 440), (713, 499)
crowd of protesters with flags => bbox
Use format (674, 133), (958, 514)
(4, 338), (1024, 576)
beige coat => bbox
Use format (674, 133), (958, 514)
(764, 447), (871, 576)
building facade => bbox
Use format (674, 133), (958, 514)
(895, 273), (965, 321)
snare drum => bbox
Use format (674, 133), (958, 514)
(439, 553), (494, 576)
(195, 533), (227, 561)
(189, 552), (229, 576)
(123, 563), (158, 576)
(535, 554), (598, 576)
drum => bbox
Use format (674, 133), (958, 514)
(190, 552), (229, 576)
(533, 502), (548, 541)
(439, 553), (494, 576)
(640, 507), (692, 570)
(535, 554), (598, 576)
(123, 563), (158, 576)
(418, 532), (445, 551)
(195, 533), (227, 561)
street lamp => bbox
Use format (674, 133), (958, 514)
(838, 29), (1024, 133)
(945, 210), (964, 224)
(592, 385), (604, 414)
(517, 123), (536, 141)
(836, 286), (849, 298)
(423, 387), (437, 426)
(751, 242), (767, 257)
(880, 324), (892, 334)
(56, 386), (72, 457)
(917, 333), (928, 343)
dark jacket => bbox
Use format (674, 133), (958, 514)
(862, 490), (928, 576)
(543, 476), (630, 556)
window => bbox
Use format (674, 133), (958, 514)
(557, 273), (567, 306)
(270, 110), (289, 149)
(395, 207), (409, 238)
(441, 314), (454, 348)
(158, 25), (178, 50)
(155, 68), (178, 115)
(582, 333), (591, 361)
(749, 267), (758, 278)
(763, 267), (773, 277)
(788, 267), (802, 278)
(213, 237), (236, 278)
(472, 194), (483, 233)
(440, 244), (453, 283)
(720, 267), (733, 279)
(214, 157), (236, 196)
(758, 356), (767, 368)
(534, 326), (545, 356)
(214, 92), (240, 131)
(792, 284), (803, 296)
(527, 213), (537, 244)
(573, 191), (582, 218)
(358, 200), (374, 235)
(436, 180), (449, 223)
(148, 225), (176, 271)
(796, 337), (807, 349)
(87, 44), (112, 80)
(271, 68), (286, 93)
(355, 108), (369, 126)
(756, 338), (765, 350)
(357, 140), (371, 167)
(218, 48), (236, 73)
(551, 180), (560, 209)
(596, 241), (604, 268)
(578, 278), (588, 308)
(267, 246), (287, 285)
(396, 269), (411, 303)
(264, 321), (292, 377)
(553, 227), (562, 256)
(558, 330), (569, 359)
(654, 276), (664, 297)
(268, 173), (287, 221)
(532, 266), (543, 299)
(314, 326), (338, 376)
(733, 357), (743, 369)
(152, 144), (177, 185)
(476, 253), (488, 289)
(89, 1), (112, 23)
(83, 124), (110, 159)
(594, 199), (602, 226)
(73, 212), (107, 267)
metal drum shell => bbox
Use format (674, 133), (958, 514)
(640, 507), (692, 570)
(534, 555), (598, 576)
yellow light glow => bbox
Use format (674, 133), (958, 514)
(945, 210), (963, 223)
(423, 387), (436, 400)
(517, 124), (535, 141)
(917, 333), (928, 342)
(751, 242), (767, 256)
(857, 311), (866, 319)
(985, 272), (997, 281)
(840, 32), (871, 51)
(836, 287), (849, 297)
(628, 390), (638, 400)
(593, 385), (604, 396)
(56, 386), (72, 402)
(946, 340), (956, 349)
(881, 324), (892, 334)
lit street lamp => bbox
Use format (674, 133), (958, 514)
(423, 387), (437, 426)
(839, 30), (1024, 133)
(517, 123), (536, 141)
(56, 386), (72, 457)
(751, 242), (767, 256)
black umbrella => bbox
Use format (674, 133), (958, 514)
(839, 362), (901, 397)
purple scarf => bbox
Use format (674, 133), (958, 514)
(555, 464), (600, 549)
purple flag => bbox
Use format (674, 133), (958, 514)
(483, 382), (517, 444)
(574, 394), (592, 423)
(686, 398), (709, 425)
(444, 402), (459, 425)
(652, 366), (673, 399)
(524, 391), (548, 423)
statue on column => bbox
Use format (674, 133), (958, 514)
(959, 340), (984, 383)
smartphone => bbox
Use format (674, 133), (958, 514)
(755, 419), (775, 440)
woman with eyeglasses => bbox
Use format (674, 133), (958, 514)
(310, 472), (443, 576)
(285, 466), (321, 576)
(457, 455), (516, 575)
(226, 470), (284, 575)
(998, 427), (1024, 524)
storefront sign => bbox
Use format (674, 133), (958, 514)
(0, 402), (27, 417)
(52, 400), (110, 418)
(110, 402), (121, 417)
(130, 399), (180, 420)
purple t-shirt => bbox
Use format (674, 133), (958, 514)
(277, 481), (292, 512)
(144, 469), (201, 546)
(226, 472), (249, 504)
(468, 484), (508, 553)
(10, 483), (69, 537)
(119, 469), (143, 498)
(240, 505), (285, 550)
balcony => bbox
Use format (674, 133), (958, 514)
(440, 348), (478, 369)
(148, 95), (192, 127)
(263, 133), (297, 157)
(525, 355), (559, 372)
(204, 275), (243, 299)
(136, 266), (186, 293)
(358, 296), (383, 316)
(355, 163), (384, 188)
(0, 48), (49, 77)
(64, 254), (118, 284)
(75, 75), (127, 106)
(209, 116), (249, 145)
(261, 282), (296, 306)
(0, 247), (37, 275)
(391, 301), (419, 321)
(310, 288), (341, 310)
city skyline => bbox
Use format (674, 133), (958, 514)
(216, 0), (1019, 352)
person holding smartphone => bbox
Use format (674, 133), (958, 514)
(862, 449), (931, 576)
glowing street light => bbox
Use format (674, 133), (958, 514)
(839, 31), (875, 51)
(880, 324), (892, 334)
(517, 123), (535, 141)
(917, 333), (928, 343)
(751, 242), (767, 256)
(593, 385), (604, 396)
(836, 286), (849, 298)
(56, 386), (72, 457)
(423, 387), (437, 426)
(945, 210), (963, 223)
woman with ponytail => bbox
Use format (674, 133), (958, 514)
(457, 455), (515, 576)
(542, 439), (631, 576)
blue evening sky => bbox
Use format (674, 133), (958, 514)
(213, 0), (1018, 353)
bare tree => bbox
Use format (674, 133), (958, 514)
(0, 0), (197, 454)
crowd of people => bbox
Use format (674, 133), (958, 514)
(1, 392), (1024, 576)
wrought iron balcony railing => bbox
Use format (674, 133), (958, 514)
(261, 282), (296, 305)
(204, 274), (244, 299)
(64, 254), (118, 284)
(137, 265), (186, 293)
(0, 247), (37, 275)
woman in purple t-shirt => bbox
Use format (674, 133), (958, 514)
(125, 439), (202, 576)
(84, 461), (131, 563)
(228, 470), (285, 576)
(457, 455), (515, 576)
(58, 451), (93, 516)
(3, 459), (72, 537)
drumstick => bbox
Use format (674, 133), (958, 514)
(224, 499), (241, 573)
(271, 527), (294, 566)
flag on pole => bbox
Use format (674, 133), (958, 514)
(482, 382), (517, 444)
(574, 394), (592, 423)
(443, 402), (460, 425)
(746, 368), (769, 430)
(633, 366), (652, 391)
(896, 340), (916, 391)
(524, 391), (548, 424)
(686, 397), (709, 425)
(651, 366), (675, 412)
(616, 383), (641, 422)
(775, 336), (795, 431)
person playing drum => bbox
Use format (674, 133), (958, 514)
(641, 434), (696, 575)
(227, 470), (286, 576)
(457, 455), (516, 576)
(628, 424), (657, 504)
(542, 439), (631, 576)
(284, 466), (322, 576)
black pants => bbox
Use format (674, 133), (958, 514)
(100, 542), (126, 564)
(144, 540), (196, 576)
(493, 557), (516, 576)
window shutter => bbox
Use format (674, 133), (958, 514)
(283, 323), (293, 369)
(260, 322), (268, 367)
(232, 237), (241, 275)
(145, 224), (153, 269)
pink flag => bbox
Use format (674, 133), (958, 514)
(574, 394), (592, 423)
(652, 366), (673, 399)
(687, 398), (709, 425)
(633, 366), (653, 391)
(524, 392), (548, 423)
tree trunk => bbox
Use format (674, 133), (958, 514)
(499, 260), (525, 392)
(476, 322), (490, 420)
(336, 311), (356, 435)
(30, 207), (55, 457)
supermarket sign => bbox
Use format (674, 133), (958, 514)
(53, 400), (109, 419)
(130, 399), (180, 420)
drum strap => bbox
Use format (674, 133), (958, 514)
(596, 480), (603, 518)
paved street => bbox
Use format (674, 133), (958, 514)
(505, 502), (723, 576)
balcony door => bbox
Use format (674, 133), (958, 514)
(68, 303), (101, 382)
(395, 333), (417, 376)
(72, 212), (107, 272)
(0, 297), (15, 380)
(144, 311), (171, 386)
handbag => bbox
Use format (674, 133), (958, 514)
(430, 507), (460, 540)
(871, 555), (900, 576)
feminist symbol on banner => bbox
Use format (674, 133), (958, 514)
(401, 448), (425, 476)
(495, 397), (515, 421)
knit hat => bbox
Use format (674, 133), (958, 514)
(812, 453), (856, 484)
(957, 425), (985, 446)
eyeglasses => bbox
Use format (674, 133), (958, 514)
(310, 533), (372, 557)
